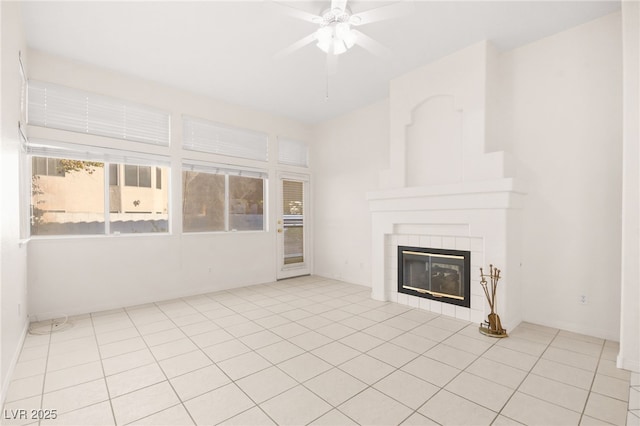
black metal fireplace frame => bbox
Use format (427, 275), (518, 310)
(397, 245), (471, 308)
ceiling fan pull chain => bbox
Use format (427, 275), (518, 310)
(325, 64), (330, 101)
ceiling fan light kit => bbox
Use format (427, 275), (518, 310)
(315, 8), (357, 55)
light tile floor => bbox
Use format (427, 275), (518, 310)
(1, 276), (636, 426)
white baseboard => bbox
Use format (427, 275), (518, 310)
(0, 321), (29, 408)
(617, 354), (640, 373)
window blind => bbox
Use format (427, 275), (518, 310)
(282, 179), (304, 215)
(27, 80), (170, 146)
(278, 138), (308, 167)
(182, 160), (267, 179)
(182, 116), (268, 161)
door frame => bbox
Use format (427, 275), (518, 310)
(276, 172), (311, 280)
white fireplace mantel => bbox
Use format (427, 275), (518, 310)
(367, 178), (526, 211)
(367, 177), (526, 330)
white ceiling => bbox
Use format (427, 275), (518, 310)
(21, 1), (620, 124)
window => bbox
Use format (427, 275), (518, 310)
(156, 168), (162, 190)
(27, 141), (170, 236)
(124, 165), (152, 188)
(183, 164), (266, 232)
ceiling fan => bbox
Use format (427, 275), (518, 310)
(274, 0), (412, 60)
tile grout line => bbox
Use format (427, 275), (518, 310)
(37, 323), (53, 426)
(577, 338), (606, 425)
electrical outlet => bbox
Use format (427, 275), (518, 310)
(579, 294), (588, 305)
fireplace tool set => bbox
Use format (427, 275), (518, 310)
(479, 264), (508, 337)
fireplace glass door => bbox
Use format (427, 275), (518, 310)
(398, 246), (470, 307)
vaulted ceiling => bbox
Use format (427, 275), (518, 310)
(21, 1), (620, 124)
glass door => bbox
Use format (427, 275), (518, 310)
(277, 176), (310, 279)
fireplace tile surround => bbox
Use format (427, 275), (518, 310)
(388, 235), (482, 322)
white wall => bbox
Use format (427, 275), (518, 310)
(499, 13), (623, 340)
(619, 0), (640, 372)
(311, 100), (389, 286)
(1, 1), (30, 405)
(26, 50), (312, 319)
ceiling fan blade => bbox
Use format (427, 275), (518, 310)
(274, 33), (317, 59)
(350, 1), (414, 26)
(269, 1), (322, 24)
(326, 53), (338, 76)
(331, 0), (348, 13)
(352, 30), (392, 60)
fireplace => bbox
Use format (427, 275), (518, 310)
(398, 246), (471, 308)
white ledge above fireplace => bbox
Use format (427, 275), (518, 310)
(367, 178), (527, 212)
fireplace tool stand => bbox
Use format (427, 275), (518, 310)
(479, 265), (508, 338)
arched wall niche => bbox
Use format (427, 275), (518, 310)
(405, 94), (464, 187)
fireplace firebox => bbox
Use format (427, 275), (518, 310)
(398, 246), (471, 308)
